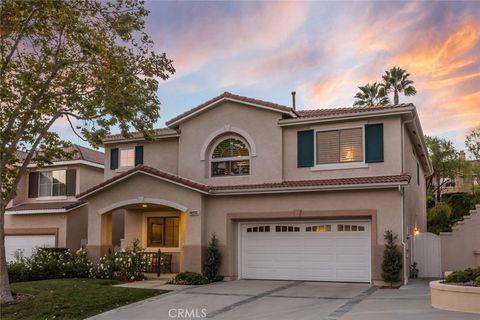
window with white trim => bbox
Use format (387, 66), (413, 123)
(211, 137), (250, 176)
(120, 148), (135, 167)
(316, 128), (363, 164)
(38, 170), (66, 197)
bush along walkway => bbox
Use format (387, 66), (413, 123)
(0, 279), (167, 320)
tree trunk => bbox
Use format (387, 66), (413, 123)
(436, 176), (442, 202)
(0, 202), (14, 304)
(394, 90), (399, 104)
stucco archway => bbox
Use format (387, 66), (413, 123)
(97, 196), (189, 215)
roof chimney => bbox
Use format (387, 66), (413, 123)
(291, 91), (296, 111)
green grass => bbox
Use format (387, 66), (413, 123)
(1, 278), (167, 320)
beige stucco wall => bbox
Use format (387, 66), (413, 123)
(83, 173), (205, 273)
(204, 188), (402, 282)
(65, 205), (88, 250)
(12, 164), (103, 205)
(283, 116), (402, 180)
(177, 101), (284, 185)
(104, 138), (179, 180)
(440, 208), (480, 273)
(5, 213), (68, 247)
(403, 128), (427, 234)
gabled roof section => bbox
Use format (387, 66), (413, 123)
(78, 165), (411, 199)
(17, 144), (103, 167)
(166, 92), (297, 128)
(77, 165), (211, 198)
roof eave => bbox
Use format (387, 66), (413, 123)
(211, 180), (410, 195)
(103, 132), (180, 145)
(278, 107), (415, 126)
(5, 202), (87, 215)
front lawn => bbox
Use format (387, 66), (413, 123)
(1, 278), (167, 320)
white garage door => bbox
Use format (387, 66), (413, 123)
(5, 235), (56, 262)
(240, 221), (371, 282)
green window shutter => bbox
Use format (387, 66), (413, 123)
(28, 172), (39, 198)
(135, 145), (144, 166)
(297, 130), (314, 167)
(110, 148), (119, 170)
(365, 124), (384, 163)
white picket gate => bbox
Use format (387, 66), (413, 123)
(413, 232), (442, 278)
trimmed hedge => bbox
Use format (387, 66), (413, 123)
(172, 272), (209, 285)
(445, 267), (480, 286)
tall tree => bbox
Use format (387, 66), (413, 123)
(465, 128), (480, 188)
(353, 82), (389, 107)
(381, 66), (417, 104)
(425, 136), (461, 201)
(0, 0), (175, 303)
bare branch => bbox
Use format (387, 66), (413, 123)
(66, 115), (87, 142)
(0, 9), (37, 77)
(3, 113), (61, 204)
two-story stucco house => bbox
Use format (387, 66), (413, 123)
(77, 92), (432, 284)
(5, 145), (104, 261)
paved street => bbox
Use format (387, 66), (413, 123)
(89, 279), (479, 320)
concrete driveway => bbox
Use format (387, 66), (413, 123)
(89, 279), (479, 320)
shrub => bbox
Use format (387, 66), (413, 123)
(203, 233), (222, 282)
(7, 247), (92, 283)
(475, 276), (480, 286)
(381, 230), (403, 287)
(427, 203), (452, 234)
(172, 271), (209, 285)
(89, 239), (146, 282)
(445, 270), (472, 283)
(442, 192), (475, 220)
(426, 195), (436, 210)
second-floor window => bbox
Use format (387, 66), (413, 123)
(39, 170), (66, 197)
(120, 148), (135, 167)
(316, 128), (363, 164)
(211, 137), (250, 177)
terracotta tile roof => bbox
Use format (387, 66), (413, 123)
(165, 92), (295, 127)
(78, 165), (411, 198)
(77, 165), (211, 197)
(15, 145), (103, 165)
(211, 174), (412, 191)
(296, 103), (414, 118)
(6, 201), (86, 212)
(104, 128), (179, 142)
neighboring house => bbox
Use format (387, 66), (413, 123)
(440, 151), (479, 195)
(77, 92), (432, 285)
(5, 145), (104, 261)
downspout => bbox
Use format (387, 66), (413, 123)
(401, 117), (415, 285)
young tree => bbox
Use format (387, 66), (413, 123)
(381, 66), (417, 104)
(0, 0), (175, 303)
(381, 230), (403, 287)
(203, 233), (222, 282)
(353, 82), (389, 107)
(465, 128), (480, 188)
(425, 136), (461, 201)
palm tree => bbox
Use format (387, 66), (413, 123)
(381, 66), (417, 104)
(353, 82), (390, 107)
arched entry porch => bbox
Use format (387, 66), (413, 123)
(91, 197), (188, 273)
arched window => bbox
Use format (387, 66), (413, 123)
(211, 137), (250, 176)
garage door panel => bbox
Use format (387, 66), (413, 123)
(5, 235), (56, 262)
(241, 221), (371, 282)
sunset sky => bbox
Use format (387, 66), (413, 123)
(56, 1), (480, 153)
